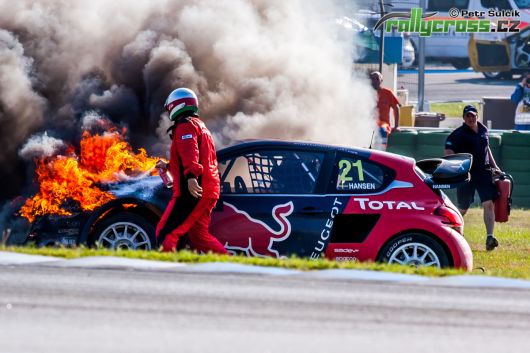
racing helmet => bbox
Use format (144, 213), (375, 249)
(164, 88), (199, 121)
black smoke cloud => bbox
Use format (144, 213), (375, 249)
(0, 0), (375, 200)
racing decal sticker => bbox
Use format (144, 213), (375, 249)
(340, 182), (377, 190)
(353, 198), (425, 210)
(310, 197), (346, 259)
(337, 158), (364, 190)
(333, 248), (360, 262)
(218, 201), (294, 258)
(335, 157), (385, 192)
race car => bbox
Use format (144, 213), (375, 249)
(27, 140), (473, 270)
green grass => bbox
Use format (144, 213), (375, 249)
(0, 245), (461, 277)
(431, 102), (480, 118)
(461, 208), (530, 279)
(1, 207), (529, 279)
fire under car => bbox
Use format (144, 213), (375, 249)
(27, 140), (474, 270)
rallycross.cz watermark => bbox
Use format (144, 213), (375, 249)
(373, 7), (521, 37)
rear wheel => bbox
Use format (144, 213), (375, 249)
(450, 59), (470, 70)
(91, 212), (156, 250)
(378, 233), (450, 268)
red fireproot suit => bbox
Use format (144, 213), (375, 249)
(156, 116), (227, 254)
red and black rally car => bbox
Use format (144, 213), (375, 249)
(28, 140), (473, 270)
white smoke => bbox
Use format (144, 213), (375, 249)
(18, 132), (65, 161)
(81, 111), (107, 131)
(1, 0), (377, 198)
(0, 29), (47, 164)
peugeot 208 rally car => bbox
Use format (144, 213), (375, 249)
(28, 140), (473, 270)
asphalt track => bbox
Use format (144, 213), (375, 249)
(398, 68), (516, 102)
(1, 264), (530, 353)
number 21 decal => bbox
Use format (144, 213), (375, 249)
(338, 159), (364, 183)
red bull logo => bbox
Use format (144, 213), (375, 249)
(214, 201), (294, 258)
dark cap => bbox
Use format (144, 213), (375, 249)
(462, 105), (478, 117)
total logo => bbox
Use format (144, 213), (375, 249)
(353, 198), (425, 211)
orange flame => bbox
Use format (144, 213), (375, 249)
(20, 130), (160, 222)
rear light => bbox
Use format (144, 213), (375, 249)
(434, 205), (463, 234)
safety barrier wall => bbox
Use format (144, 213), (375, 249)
(387, 129), (530, 208)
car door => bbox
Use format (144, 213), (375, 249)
(323, 151), (396, 262)
(468, 34), (513, 72)
(209, 147), (332, 258)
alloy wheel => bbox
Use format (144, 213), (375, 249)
(388, 242), (441, 268)
(97, 222), (152, 250)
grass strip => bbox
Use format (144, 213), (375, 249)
(459, 208), (530, 280)
(431, 101), (480, 118)
(0, 245), (463, 277)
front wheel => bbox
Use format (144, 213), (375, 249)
(378, 233), (450, 268)
(90, 212), (156, 250)
(482, 71), (512, 80)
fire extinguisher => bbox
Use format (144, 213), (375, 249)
(494, 173), (514, 223)
(156, 160), (173, 189)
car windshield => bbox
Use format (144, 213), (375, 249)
(514, 0), (530, 9)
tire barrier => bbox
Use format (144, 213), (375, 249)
(386, 129), (530, 208)
(501, 159), (530, 172)
(489, 134), (502, 164)
(500, 131), (530, 146)
(387, 130), (418, 159)
(501, 146), (530, 160)
(500, 131), (530, 208)
(415, 131), (449, 160)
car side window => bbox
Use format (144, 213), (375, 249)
(331, 153), (393, 194)
(428, 0), (469, 12)
(481, 0), (511, 9)
(219, 150), (324, 194)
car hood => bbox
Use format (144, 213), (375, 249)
(106, 176), (167, 202)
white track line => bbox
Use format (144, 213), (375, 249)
(0, 251), (60, 265)
(42, 256), (186, 270)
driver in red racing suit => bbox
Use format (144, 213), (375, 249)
(156, 88), (227, 254)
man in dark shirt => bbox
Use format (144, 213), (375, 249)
(445, 105), (501, 251)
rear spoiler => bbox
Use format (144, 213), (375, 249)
(416, 153), (473, 190)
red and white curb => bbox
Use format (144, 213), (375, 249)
(1, 251), (530, 289)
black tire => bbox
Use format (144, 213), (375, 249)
(90, 212), (156, 250)
(482, 71), (511, 80)
(502, 72), (513, 80)
(451, 59), (470, 70)
(378, 233), (450, 268)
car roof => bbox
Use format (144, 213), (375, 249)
(217, 139), (372, 158)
